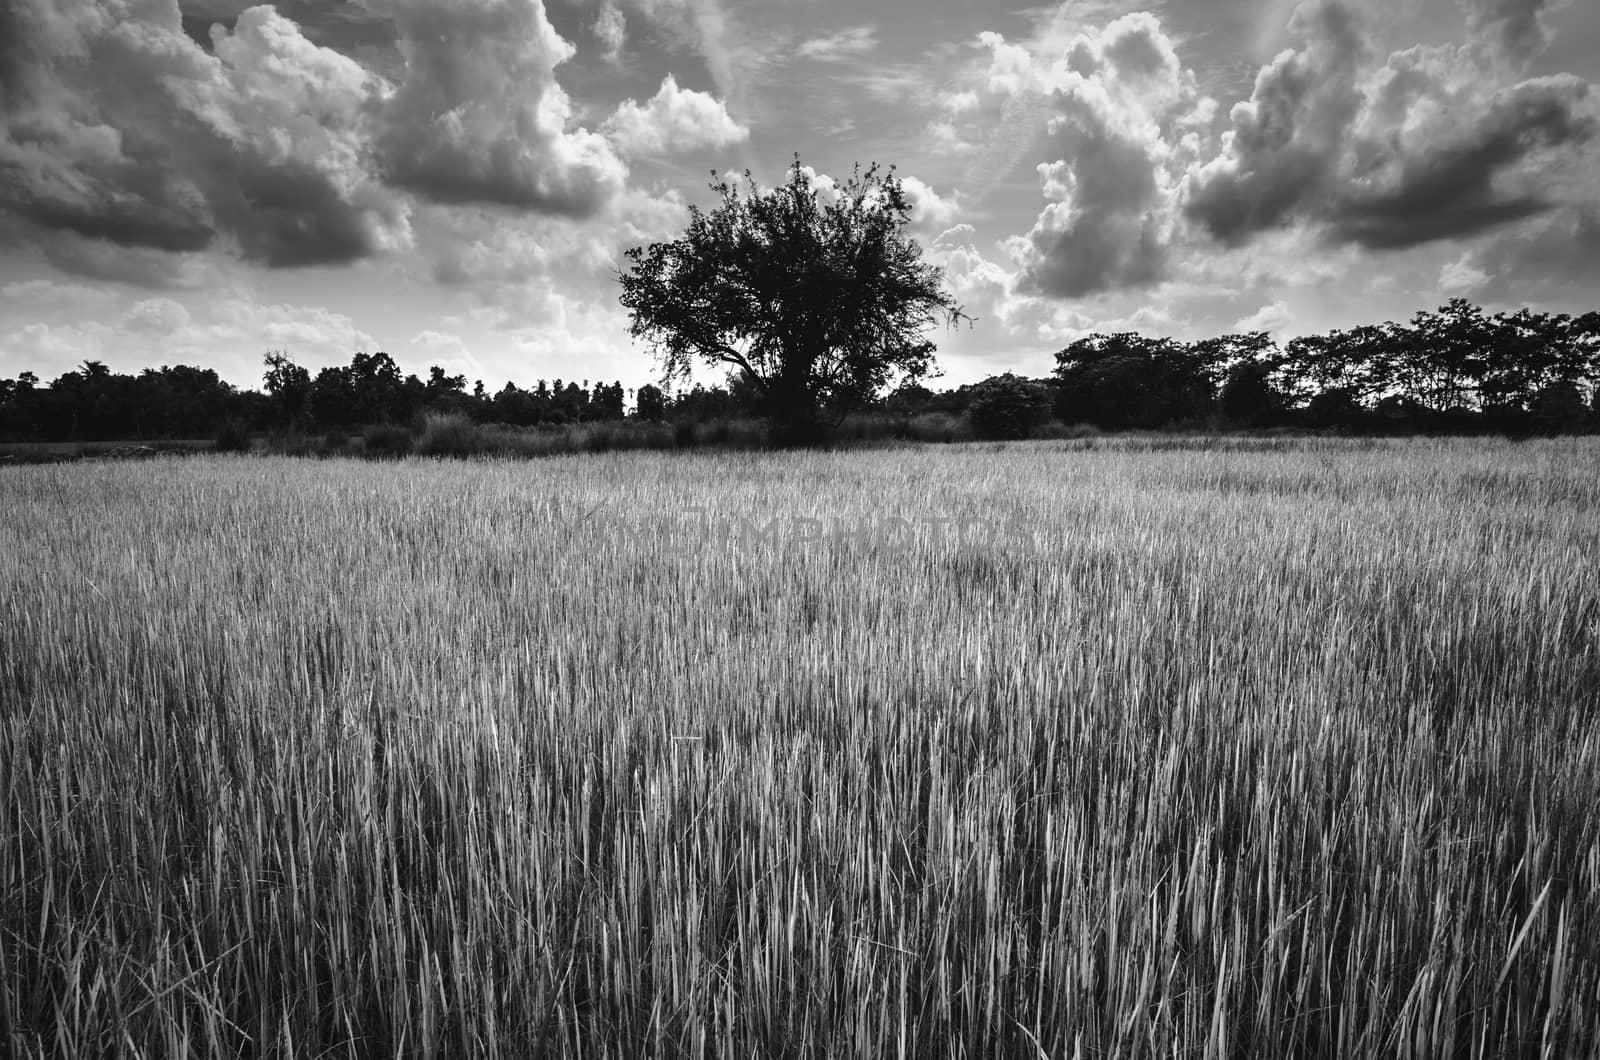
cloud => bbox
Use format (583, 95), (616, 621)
(1442, 204), (1600, 297)
(425, 185), (689, 290)
(595, 1), (627, 61)
(1459, 0), (1562, 66)
(1231, 300), (1292, 333)
(409, 328), (485, 376)
(0, 321), (114, 376)
(363, 0), (627, 216)
(1181, 1), (1366, 246)
(1438, 254), (1491, 293)
(1329, 72), (1593, 248)
(1182, 0), (1597, 252)
(208, 298), (382, 363)
(32, 230), (216, 289)
(1003, 13), (1210, 297)
(124, 297), (192, 334)
(619, 0), (747, 102)
(602, 75), (749, 158)
(898, 176), (962, 233)
(795, 26), (878, 63)
(928, 233), (1013, 315)
(0, 1), (410, 271)
(201, 7), (413, 264)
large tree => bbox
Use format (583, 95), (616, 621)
(618, 159), (967, 444)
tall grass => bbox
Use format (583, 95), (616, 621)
(2, 437), (1597, 1058)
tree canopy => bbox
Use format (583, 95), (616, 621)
(618, 159), (967, 444)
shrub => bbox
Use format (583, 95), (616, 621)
(1033, 420), (1102, 440)
(966, 374), (1054, 440)
(362, 423), (413, 458)
(906, 412), (971, 444)
(213, 419), (252, 454)
(416, 413), (483, 457)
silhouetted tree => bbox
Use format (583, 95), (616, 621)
(619, 158), (967, 445)
(1220, 361), (1286, 427)
(967, 374), (1053, 440)
(264, 352), (312, 426)
(1053, 333), (1216, 429)
(635, 383), (666, 422)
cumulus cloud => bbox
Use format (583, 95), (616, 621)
(0, 1), (410, 272)
(365, 0), (627, 217)
(1002, 13), (1210, 298)
(1183, 0), (1597, 252)
(898, 176), (962, 233)
(602, 75), (748, 158)
(1181, 2), (1366, 246)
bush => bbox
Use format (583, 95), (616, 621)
(416, 413), (483, 457)
(967, 374), (1054, 440)
(906, 412), (972, 444)
(362, 423), (413, 457)
(1033, 420), (1102, 440)
(213, 419), (252, 453)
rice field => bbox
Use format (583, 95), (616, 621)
(2, 437), (1598, 1059)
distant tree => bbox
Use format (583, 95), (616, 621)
(1304, 388), (1365, 431)
(1219, 360), (1286, 427)
(966, 374), (1054, 440)
(264, 352), (311, 422)
(1053, 333), (1216, 429)
(425, 366), (467, 401)
(883, 381), (936, 416)
(635, 383), (666, 422)
(1532, 380), (1588, 434)
(590, 381), (626, 421)
(307, 351), (406, 428)
(619, 158), (967, 445)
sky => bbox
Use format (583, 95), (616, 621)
(1, 0), (1597, 394)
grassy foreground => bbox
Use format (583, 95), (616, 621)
(2, 438), (1598, 1058)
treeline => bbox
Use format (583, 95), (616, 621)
(1039, 299), (1600, 435)
(901, 299), (1600, 439)
(2, 300), (1598, 445)
(0, 352), (634, 443)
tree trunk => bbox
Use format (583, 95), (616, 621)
(769, 358), (824, 447)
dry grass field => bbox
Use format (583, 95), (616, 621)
(2, 437), (1598, 1058)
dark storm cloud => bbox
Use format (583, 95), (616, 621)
(1328, 75), (1594, 248)
(0, 1), (410, 279)
(1181, 1), (1366, 247)
(1182, 0), (1597, 252)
